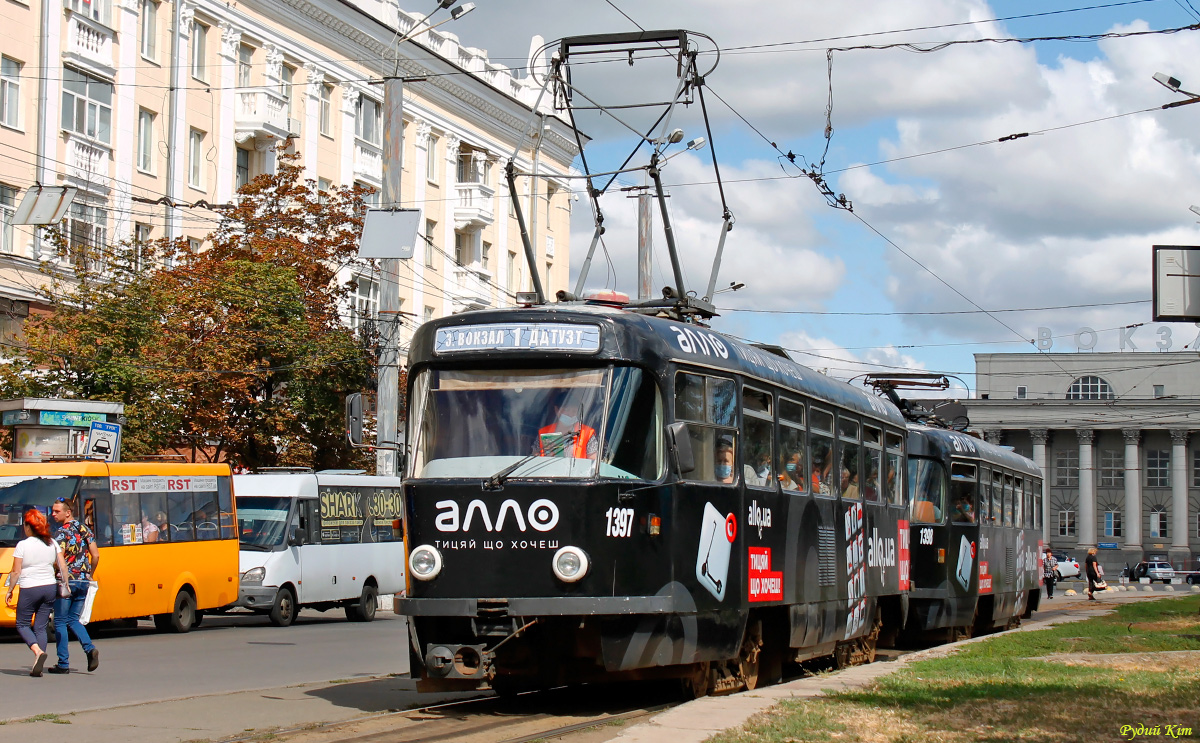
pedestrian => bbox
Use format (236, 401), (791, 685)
(4, 508), (70, 676)
(50, 497), (101, 674)
(1042, 547), (1058, 599)
(1084, 546), (1101, 601)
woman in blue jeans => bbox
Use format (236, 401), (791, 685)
(50, 498), (100, 673)
(4, 509), (70, 676)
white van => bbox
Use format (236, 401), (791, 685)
(232, 471), (404, 626)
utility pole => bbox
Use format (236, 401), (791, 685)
(375, 1), (474, 476)
(636, 192), (653, 300)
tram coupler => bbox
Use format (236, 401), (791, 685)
(423, 643), (492, 682)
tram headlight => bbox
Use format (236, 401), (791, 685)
(552, 546), (589, 583)
(241, 567), (265, 585)
(409, 544), (443, 581)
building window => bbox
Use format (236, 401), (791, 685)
(65, 0), (111, 25)
(319, 84), (332, 136)
(61, 68), (113, 144)
(506, 250), (516, 293)
(1150, 505), (1168, 538)
(356, 181), (379, 209)
(137, 109), (155, 173)
(0, 184), (16, 253)
(1193, 450), (1200, 487)
(1058, 509), (1076, 537)
(235, 147), (250, 190)
(481, 241), (490, 268)
(457, 152), (482, 183)
(132, 223), (151, 271)
(1054, 448), (1078, 487)
(1, 57), (20, 129)
(1099, 449), (1123, 487)
(424, 219), (436, 268)
(426, 134), (439, 183)
(351, 274), (378, 332)
(1103, 509), (1122, 538)
(280, 65), (296, 134)
(423, 305), (434, 324)
(1153, 384), (1165, 398)
(191, 21), (207, 80)
(237, 45), (252, 88)
(354, 94), (381, 145)
(1146, 449), (1170, 488)
(67, 202), (107, 258)
(454, 231), (467, 265)
(188, 129), (204, 188)
(140, 0), (157, 60)
(1015, 385), (1027, 399)
(1066, 375), (1114, 400)
(545, 234), (555, 259)
(545, 183), (555, 227)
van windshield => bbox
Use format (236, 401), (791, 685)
(237, 497), (292, 549)
(0, 476), (81, 547)
(409, 366), (663, 481)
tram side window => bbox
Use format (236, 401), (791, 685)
(779, 400), (807, 492)
(1033, 480), (1043, 529)
(743, 388), (774, 489)
(168, 491), (195, 542)
(863, 426), (882, 502)
(1014, 477), (1024, 526)
(977, 468), (991, 523)
(837, 416), (861, 499)
(991, 472), (1002, 525)
(602, 367), (664, 480)
(950, 462), (977, 524)
(909, 457), (946, 523)
(811, 409), (835, 495)
(1003, 475), (1014, 527)
(885, 432), (904, 506)
(675, 372), (739, 485)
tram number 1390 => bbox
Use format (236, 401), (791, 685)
(605, 507), (635, 538)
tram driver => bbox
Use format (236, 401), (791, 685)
(538, 400), (599, 459)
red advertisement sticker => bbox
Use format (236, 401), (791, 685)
(978, 560), (993, 594)
(897, 519), (911, 591)
(748, 547), (783, 602)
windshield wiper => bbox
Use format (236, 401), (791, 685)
(239, 542), (274, 552)
(484, 432), (578, 490)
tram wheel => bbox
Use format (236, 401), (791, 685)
(680, 661), (712, 700)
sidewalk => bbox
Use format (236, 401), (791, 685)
(600, 589), (1185, 743)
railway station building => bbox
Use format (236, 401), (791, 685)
(965, 351), (1200, 574)
(0, 0), (576, 360)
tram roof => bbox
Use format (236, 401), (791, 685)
(906, 423), (1042, 478)
(408, 305), (906, 428)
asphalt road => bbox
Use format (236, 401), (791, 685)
(0, 607), (410, 721)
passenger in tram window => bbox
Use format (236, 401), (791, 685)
(781, 451), (804, 490)
(811, 441), (833, 494)
(538, 400), (598, 458)
(750, 451), (772, 486)
(840, 462), (859, 499)
(714, 436), (735, 484)
(952, 496), (975, 524)
(863, 460), (879, 501)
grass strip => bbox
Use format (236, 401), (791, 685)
(713, 596), (1200, 742)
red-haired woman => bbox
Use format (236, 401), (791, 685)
(4, 508), (69, 676)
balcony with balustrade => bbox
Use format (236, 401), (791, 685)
(354, 138), (383, 184)
(62, 11), (115, 76)
(453, 182), (495, 230)
(447, 266), (494, 311)
(63, 133), (111, 191)
(234, 88), (291, 144)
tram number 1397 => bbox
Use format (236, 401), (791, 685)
(605, 507), (635, 538)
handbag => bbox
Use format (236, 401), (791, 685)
(79, 581), (99, 625)
(1093, 579), (1108, 590)
(57, 579), (70, 599)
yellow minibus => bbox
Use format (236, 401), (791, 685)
(0, 461), (238, 632)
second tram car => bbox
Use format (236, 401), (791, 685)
(904, 425), (1044, 640)
(398, 305), (915, 694)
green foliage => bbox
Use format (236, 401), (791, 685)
(0, 148), (379, 470)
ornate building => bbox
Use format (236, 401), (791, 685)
(0, 0), (577, 356)
(966, 352), (1200, 572)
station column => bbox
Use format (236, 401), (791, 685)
(1077, 428), (1096, 548)
(1170, 429), (1190, 565)
(1122, 428), (1142, 565)
(1031, 428), (1049, 543)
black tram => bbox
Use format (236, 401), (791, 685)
(904, 424), (1044, 640)
(398, 305), (913, 694)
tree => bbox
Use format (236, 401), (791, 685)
(0, 149), (380, 470)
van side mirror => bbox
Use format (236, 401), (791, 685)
(288, 525), (304, 547)
(346, 393), (364, 446)
(667, 422), (695, 476)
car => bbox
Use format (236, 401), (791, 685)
(1132, 561), (1175, 583)
(1052, 553), (1081, 580)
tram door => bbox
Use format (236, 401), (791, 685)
(742, 388), (784, 609)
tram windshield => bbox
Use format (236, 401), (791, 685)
(409, 366), (663, 481)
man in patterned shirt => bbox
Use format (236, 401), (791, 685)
(50, 498), (100, 674)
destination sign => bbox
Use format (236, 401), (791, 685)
(435, 323), (600, 354)
(110, 476), (219, 493)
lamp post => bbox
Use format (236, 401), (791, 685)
(1154, 72), (1200, 109)
(375, 1), (475, 477)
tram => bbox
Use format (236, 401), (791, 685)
(904, 424), (1044, 640)
(398, 305), (912, 694)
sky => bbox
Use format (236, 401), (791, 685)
(438, 0), (1200, 397)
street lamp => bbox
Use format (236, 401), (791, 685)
(373, 0), (475, 477)
(1153, 71), (1200, 109)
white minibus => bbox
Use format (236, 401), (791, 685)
(232, 471), (404, 626)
